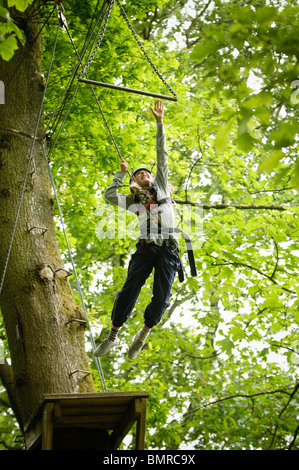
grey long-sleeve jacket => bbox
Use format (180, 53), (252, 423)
(104, 123), (177, 246)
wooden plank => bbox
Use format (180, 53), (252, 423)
(24, 391), (149, 450)
(110, 398), (142, 450)
(135, 398), (147, 450)
(53, 422), (120, 430)
(44, 392), (149, 409)
(54, 414), (122, 426)
(53, 405), (128, 417)
(24, 391), (149, 432)
(24, 419), (43, 449)
(53, 402), (61, 420)
(44, 391), (149, 400)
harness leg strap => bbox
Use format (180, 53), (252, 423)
(172, 228), (197, 278)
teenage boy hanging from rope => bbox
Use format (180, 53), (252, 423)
(94, 100), (182, 360)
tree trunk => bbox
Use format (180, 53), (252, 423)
(0, 6), (101, 441)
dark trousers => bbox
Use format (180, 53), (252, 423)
(111, 242), (180, 329)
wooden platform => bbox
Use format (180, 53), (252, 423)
(23, 391), (149, 450)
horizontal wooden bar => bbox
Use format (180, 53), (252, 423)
(78, 78), (178, 102)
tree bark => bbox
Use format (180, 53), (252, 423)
(0, 6), (98, 436)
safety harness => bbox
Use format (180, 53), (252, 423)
(132, 184), (197, 282)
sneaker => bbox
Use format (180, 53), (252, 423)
(128, 331), (145, 360)
(94, 338), (118, 357)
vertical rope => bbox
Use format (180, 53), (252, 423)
(0, 21), (60, 297)
(41, 144), (107, 392)
(0, 9), (108, 392)
(44, 0), (110, 139)
(63, 4), (136, 182)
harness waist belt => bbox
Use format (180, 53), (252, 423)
(139, 227), (197, 281)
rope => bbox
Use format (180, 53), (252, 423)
(43, 5), (108, 391)
(44, 0), (110, 141)
(80, 0), (177, 100)
(40, 143), (107, 392)
(0, 7), (108, 392)
(42, 6), (108, 391)
(59, 0), (131, 175)
(0, 20), (60, 297)
(79, 0), (115, 79)
(115, 0), (177, 100)
(44, 2), (120, 165)
(46, 79), (81, 163)
(1, 0), (180, 393)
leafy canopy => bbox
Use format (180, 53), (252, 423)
(0, 0), (298, 451)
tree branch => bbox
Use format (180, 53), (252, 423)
(267, 382), (299, 449)
(278, 382), (299, 419)
(185, 0), (213, 49)
(288, 421), (299, 450)
(270, 237), (279, 280)
(210, 260), (295, 294)
(184, 388), (293, 417)
(182, 351), (221, 361)
(0, 440), (20, 450)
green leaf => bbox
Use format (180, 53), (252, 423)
(291, 157), (299, 189)
(0, 34), (18, 61)
(232, 6), (255, 25)
(7, 0), (33, 12)
(215, 117), (235, 154)
(0, 6), (9, 20)
(242, 91), (273, 109)
(230, 325), (245, 341)
(190, 40), (222, 62)
(259, 150), (285, 172)
(219, 337), (234, 355)
(256, 6), (277, 24)
(271, 122), (297, 149)
(237, 131), (254, 152)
